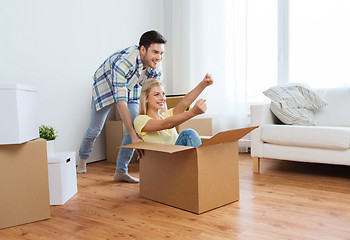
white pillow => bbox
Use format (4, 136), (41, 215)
(270, 101), (317, 126)
(263, 83), (328, 126)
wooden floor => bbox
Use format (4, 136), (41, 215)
(1, 154), (350, 240)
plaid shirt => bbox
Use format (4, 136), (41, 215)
(92, 45), (163, 111)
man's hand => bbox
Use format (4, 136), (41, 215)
(131, 135), (144, 158)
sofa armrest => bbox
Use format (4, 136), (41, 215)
(251, 103), (275, 125)
(250, 103), (276, 158)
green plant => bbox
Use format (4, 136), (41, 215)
(39, 124), (58, 141)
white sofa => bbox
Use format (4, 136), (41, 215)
(250, 87), (350, 173)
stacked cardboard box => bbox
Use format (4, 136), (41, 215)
(0, 84), (50, 229)
(0, 84), (39, 144)
(0, 139), (51, 229)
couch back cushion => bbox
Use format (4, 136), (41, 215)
(314, 87), (350, 127)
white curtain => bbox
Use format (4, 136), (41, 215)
(165, 0), (249, 134)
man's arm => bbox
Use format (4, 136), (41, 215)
(116, 101), (144, 157)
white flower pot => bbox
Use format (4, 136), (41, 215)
(46, 140), (55, 156)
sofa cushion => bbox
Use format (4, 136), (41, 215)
(261, 124), (350, 150)
(314, 87), (350, 127)
(263, 83), (328, 126)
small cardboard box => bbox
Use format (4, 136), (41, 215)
(177, 117), (212, 136)
(0, 138), (50, 229)
(105, 120), (137, 163)
(122, 126), (258, 214)
(47, 151), (78, 205)
(0, 84), (39, 145)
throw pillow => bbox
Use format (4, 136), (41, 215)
(263, 83), (328, 126)
(269, 101), (317, 126)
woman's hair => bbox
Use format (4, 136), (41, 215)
(139, 79), (164, 115)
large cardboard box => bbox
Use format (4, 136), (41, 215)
(105, 120), (137, 163)
(0, 84), (39, 145)
(0, 138), (50, 229)
(47, 152), (78, 205)
(122, 126), (258, 214)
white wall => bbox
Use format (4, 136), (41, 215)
(0, 0), (165, 162)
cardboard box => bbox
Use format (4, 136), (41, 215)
(105, 120), (137, 163)
(177, 117), (212, 136)
(200, 136), (211, 145)
(0, 84), (39, 145)
(166, 94), (185, 109)
(47, 152), (78, 205)
(122, 126), (258, 214)
(0, 138), (50, 229)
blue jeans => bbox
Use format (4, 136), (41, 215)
(175, 129), (202, 147)
(115, 103), (139, 173)
(79, 99), (139, 173)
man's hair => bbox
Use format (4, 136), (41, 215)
(139, 30), (167, 50)
(139, 78), (164, 115)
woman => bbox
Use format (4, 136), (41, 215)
(134, 74), (213, 147)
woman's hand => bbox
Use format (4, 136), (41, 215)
(191, 99), (207, 115)
(201, 73), (214, 87)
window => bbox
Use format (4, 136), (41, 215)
(247, 0), (278, 102)
(289, 0), (350, 88)
(247, 0), (350, 101)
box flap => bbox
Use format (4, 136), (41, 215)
(199, 126), (259, 147)
(121, 142), (195, 153)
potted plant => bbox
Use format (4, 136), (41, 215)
(39, 124), (58, 156)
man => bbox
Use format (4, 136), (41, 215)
(77, 30), (167, 183)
